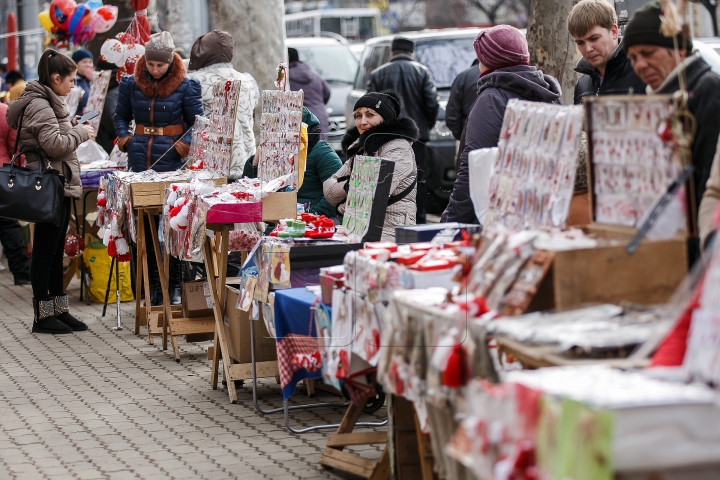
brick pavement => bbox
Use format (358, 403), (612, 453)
(0, 271), (385, 480)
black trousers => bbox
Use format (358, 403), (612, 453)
(31, 197), (71, 299)
(0, 217), (30, 277)
(413, 141), (427, 224)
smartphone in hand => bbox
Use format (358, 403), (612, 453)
(77, 110), (100, 125)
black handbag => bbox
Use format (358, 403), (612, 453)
(0, 107), (64, 225)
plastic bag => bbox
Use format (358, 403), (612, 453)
(82, 241), (134, 303)
(76, 139), (110, 163)
(468, 147), (497, 225)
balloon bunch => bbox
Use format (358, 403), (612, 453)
(39, 0), (118, 48)
(101, 32), (145, 81)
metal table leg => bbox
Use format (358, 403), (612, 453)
(102, 257), (115, 317)
(113, 255), (123, 331)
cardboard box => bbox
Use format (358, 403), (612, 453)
(262, 191), (297, 222)
(223, 286), (277, 364)
(319, 272), (344, 306)
(182, 280), (213, 318)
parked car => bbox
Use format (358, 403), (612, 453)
(695, 38), (720, 75)
(286, 36), (359, 152)
(346, 28), (482, 212)
(695, 37), (720, 56)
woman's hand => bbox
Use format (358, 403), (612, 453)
(174, 141), (190, 158)
(117, 136), (132, 152)
(82, 124), (95, 139)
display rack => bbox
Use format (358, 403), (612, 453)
(131, 178), (225, 361)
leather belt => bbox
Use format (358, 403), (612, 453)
(134, 124), (183, 136)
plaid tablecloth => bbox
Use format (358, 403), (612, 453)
(273, 288), (325, 400)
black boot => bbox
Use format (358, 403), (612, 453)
(168, 257), (182, 305)
(32, 297), (72, 334)
(53, 294), (88, 331)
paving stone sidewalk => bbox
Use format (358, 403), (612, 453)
(0, 272), (385, 480)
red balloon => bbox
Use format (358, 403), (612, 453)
(49, 0), (77, 31)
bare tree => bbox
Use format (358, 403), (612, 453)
(691, 0), (719, 36)
(466, 0), (507, 25)
(526, 0), (577, 105)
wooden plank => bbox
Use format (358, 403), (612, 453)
(414, 411), (436, 480)
(227, 361), (279, 381)
(204, 239), (238, 403)
(134, 210), (145, 335)
(168, 317), (215, 336)
(326, 432), (387, 448)
(370, 448), (391, 480)
(320, 449), (375, 477)
(131, 178), (226, 207)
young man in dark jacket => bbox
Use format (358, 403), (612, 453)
(367, 37), (438, 223)
(442, 25), (562, 224)
(446, 59), (480, 141)
(625, 0), (720, 264)
(568, 0), (646, 104)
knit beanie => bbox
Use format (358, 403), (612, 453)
(391, 37), (415, 54)
(622, 1), (693, 53)
(473, 25), (529, 69)
(354, 90), (402, 122)
(145, 31), (175, 64)
(71, 49), (93, 64)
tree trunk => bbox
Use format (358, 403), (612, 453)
(526, 0), (578, 106)
(208, 0), (286, 92)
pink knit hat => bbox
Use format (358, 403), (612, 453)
(473, 25), (529, 69)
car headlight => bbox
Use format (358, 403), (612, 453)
(430, 121), (453, 141)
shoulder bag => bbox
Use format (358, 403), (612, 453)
(0, 107), (64, 225)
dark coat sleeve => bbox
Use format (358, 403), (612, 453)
(690, 73), (720, 208)
(113, 77), (134, 139)
(445, 73), (465, 140)
(243, 155), (258, 178)
(322, 78), (331, 105)
(308, 144), (343, 217)
(441, 91), (506, 224)
(421, 70), (439, 130)
(180, 79), (203, 144)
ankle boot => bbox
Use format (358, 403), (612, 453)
(53, 294), (88, 331)
(32, 297), (72, 334)
(168, 257), (182, 305)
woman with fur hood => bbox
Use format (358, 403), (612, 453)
(324, 90), (418, 240)
(6, 50), (94, 334)
(186, 30), (259, 180)
(114, 31), (203, 306)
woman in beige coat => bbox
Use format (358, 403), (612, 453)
(324, 91), (418, 241)
(6, 50), (94, 334)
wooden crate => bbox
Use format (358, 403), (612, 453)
(130, 177), (227, 208)
(528, 223), (687, 312)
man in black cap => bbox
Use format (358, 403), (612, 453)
(624, 0), (720, 264)
(367, 36), (439, 224)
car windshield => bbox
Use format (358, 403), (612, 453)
(415, 37), (477, 88)
(295, 45), (359, 84)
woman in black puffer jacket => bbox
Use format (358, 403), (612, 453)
(114, 31), (203, 306)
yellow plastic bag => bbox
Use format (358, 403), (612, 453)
(82, 242), (134, 303)
(297, 123), (308, 188)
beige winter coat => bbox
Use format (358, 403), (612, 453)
(6, 81), (88, 199)
(324, 118), (418, 241)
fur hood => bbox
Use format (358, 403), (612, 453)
(341, 117), (419, 158)
(135, 52), (187, 98)
(7, 80), (69, 129)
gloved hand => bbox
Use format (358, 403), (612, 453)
(174, 141), (190, 158)
(117, 136), (132, 152)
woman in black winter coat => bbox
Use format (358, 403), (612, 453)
(442, 25), (562, 224)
